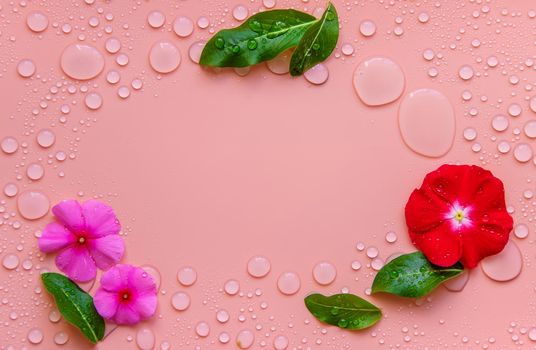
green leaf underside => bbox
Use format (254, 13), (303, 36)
(199, 9), (316, 67)
(289, 2), (339, 76)
(41, 273), (105, 344)
(371, 252), (464, 298)
(304, 293), (382, 330)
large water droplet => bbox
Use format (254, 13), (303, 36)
(85, 92), (103, 110)
(27, 163), (45, 180)
(273, 335), (289, 350)
(173, 16), (194, 37)
(398, 89), (455, 157)
(17, 190), (50, 220)
(304, 64), (329, 85)
(27, 328), (44, 344)
(481, 240), (522, 282)
(312, 261), (337, 285)
(171, 292), (190, 311)
(3, 254), (19, 270)
(27, 12), (48, 32)
(513, 143), (533, 163)
(37, 129), (55, 148)
(266, 49), (293, 75)
(1, 137), (19, 154)
(136, 328), (155, 350)
(236, 329), (255, 349)
(177, 266), (197, 286)
(188, 41), (206, 64)
(443, 270), (470, 292)
(277, 272), (300, 295)
(359, 20), (376, 37)
(233, 5), (249, 21)
(149, 42), (181, 74)
(247, 256), (271, 278)
(147, 11), (166, 28)
(61, 44), (104, 80)
(17, 59), (36, 78)
(224, 279), (240, 295)
(195, 321), (210, 337)
(353, 57), (405, 106)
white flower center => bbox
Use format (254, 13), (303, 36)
(445, 202), (472, 229)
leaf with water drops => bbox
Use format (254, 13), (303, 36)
(289, 2), (339, 76)
(304, 293), (382, 330)
(41, 272), (105, 344)
(371, 252), (464, 298)
(199, 9), (317, 67)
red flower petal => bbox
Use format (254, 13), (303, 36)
(405, 188), (449, 233)
(409, 222), (462, 267)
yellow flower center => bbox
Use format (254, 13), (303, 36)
(78, 237), (86, 244)
(454, 210), (465, 223)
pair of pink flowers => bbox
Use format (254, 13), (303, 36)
(39, 200), (157, 325)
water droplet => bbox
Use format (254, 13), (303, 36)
(118, 86), (130, 99)
(2, 254), (19, 270)
(1, 137), (19, 154)
(398, 88), (455, 157)
(171, 292), (190, 311)
(27, 163), (45, 180)
(131, 79), (143, 90)
(147, 11), (166, 28)
(141, 265), (161, 290)
(61, 44), (104, 80)
(233, 5), (249, 21)
(49, 309), (61, 323)
(224, 279), (240, 295)
(458, 65), (474, 80)
(149, 41), (181, 74)
(491, 114), (509, 131)
(263, 0), (276, 9)
(481, 240), (522, 282)
(359, 20), (376, 37)
(177, 266), (197, 286)
(277, 272), (300, 295)
(267, 49), (293, 75)
(54, 331), (69, 345)
(188, 41), (206, 64)
(366, 246), (379, 258)
(105, 37), (121, 54)
(463, 127), (477, 141)
(385, 231), (397, 243)
(247, 39), (258, 50)
(17, 190), (50, 220)
(106, 70), (121, 84)
(195, 321), (210, 337)
(4, 183), (18, 197)
(514, 223), (529, 239)
(353, 57), (405, 106)
(236, 329), (255, 349)
(36, 129), (55, 148)
(85, 92), (103, 110)
(497, 141), (511, 154)
(216, 309), (230, 323)
(418, 12), (430, 23)
(136, 328), (155, 350)
(273, 335), (289, 350)
(219, 332), (231, 344)
(197, 16), (210, 29)
(371, 258), (384, 271)
(173, 16), (194, 37)
(351, 260), (362, 270)
(529, 328), (536, 341)
(508, 103), (522, 117)
(304, 63), (329, 85)
(247, 256), (271, 278)
(313, 261), (337, 285)
(514, 143), (533, 163)
(116, 53), (129, 66)
(443, 270), (470, 292)
(17, 59), (36, 78)
(486, 56), (499, 67)
(27, 11), (48, 32)
(422, 49), (434, 61)
(27, 328), (44, 344)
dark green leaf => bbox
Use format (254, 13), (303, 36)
(41, 272), (105, 344)
(200, 9), (316, 67)
(289, 2), (339, 76)
(371, 252), (464, 298)
(304, 293), (381, 330)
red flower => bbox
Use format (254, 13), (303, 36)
(405, 164), (513, 268)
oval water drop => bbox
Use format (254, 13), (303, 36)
(353, 57), (405, 106)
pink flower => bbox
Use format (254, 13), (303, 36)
(38, 200), (125, 282)
(94, 264), (157, 325)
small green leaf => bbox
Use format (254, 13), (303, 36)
(289, 2), (339, 76)
(304, 293), (382, 330)
(41, 272), (105, 344)
(200, 9), (317, 67)
(371, 252), (464, 298)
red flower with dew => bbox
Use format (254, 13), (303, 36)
(405, 164), (513, 268)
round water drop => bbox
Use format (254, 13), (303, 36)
(106, 70), (121, 84)
(530, 96), (536, 113)
(514, 223), (529, 239)
(136, 328), (155, 350)
(514, 143), (533, 163)
(147, 11), (165, 28)
(17, 59), (36, 77)
(61, 44), (104, 80)
(233, 5), (249, 21)
(481, 240), (522, 282)
(27, 11), (48, 32)
(216, 309), (230, 323)
(224, 279), (240, 295)
(1, 137), (18, 154)
(4, 183), (18, 197)
(304, 63), (329, 85)
(141, 265), (161, 290)
(341, 43), (354, 56)
(173, 16), (194, 37)
(463, 127), (477, 141)
(105, 37), (121, 54)
(235, 67), (250, 76)
(149, 41), (181, 74)
(263, 0), (276, 9)
(85, 92), (103, 110)
(116, 53), (129, 66)
(219, 332), (231, 344)
(398, 88), (455, 158)
(359, 20), (376, 37)
(236, 329), (254, 349)
(351, 260), (362, 270)
(195, 321), (210, 337)
(458, 65), (474, 80)
(491, 115), (509, 131)
(529, 328), (536, 342)
(27, 163), (45, 180)
(117, 86), (130, 99)
(189, 41), (206, 64)
(524, 120), (536, 138)
(197, 16), (209, 29)
(267, 49), (293, 75)
(54, 332), (69, 345)
(353, 57), (405, 106)
(418, 12), (430, 23)
(177, 266), (197, 286)
(385, 231), (397, 243)
(312, 261), (337, 285)
(508, 103), (522, 117)
(422, 49), (434, 61)
(497, 141), (511, 154)
(366, 246), (379, 258)
(486, 56), (498, 67)
(443, 270), (470, 292)
(171, 292), (190, 311)
(371, 258), (384, 271)
(27, 328), (44, 344)
(132, 79), (143, 90)
(17, 190), (50, 220)
(37, 129), (55, 148)
(247, 256), (271, 278)
(2, 254), (19, 270)
(273, 335), (289, 350)
(277, 272), (300, 295)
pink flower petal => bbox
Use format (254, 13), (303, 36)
(100, 264), (130, 292)
(113, 303), (141, 325)
(82, 200), (121, 238)
(55, 245), (97, 282)
(87, 234), (125, 270)
(38, 222), (76, 253)
(128, 265), (157, 296)
(132, 293), (157, 320)
(94, 289), (119, 320)
(52, 200), (85, 232)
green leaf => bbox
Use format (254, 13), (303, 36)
(371, 252), (464, 298)
(41, 272), (105, 344)
(199, 9), (317, 67)
(304, 293), (382, 330)
(289, 2), (339, 76)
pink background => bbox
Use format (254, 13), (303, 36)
(1, 0), (536, 349)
